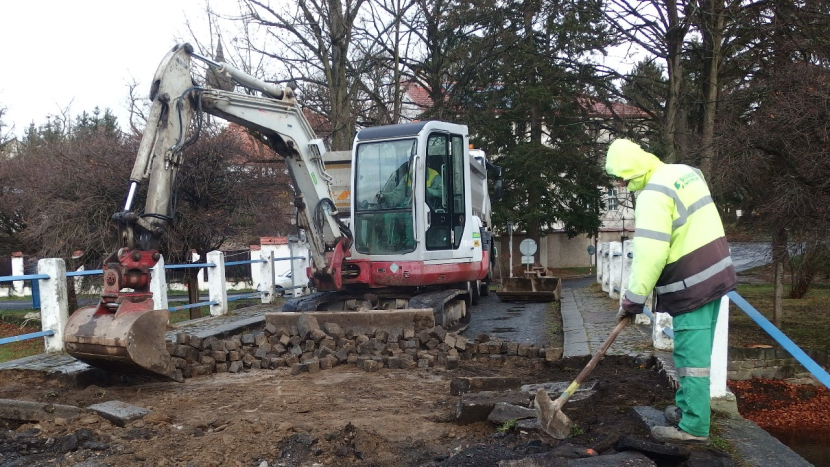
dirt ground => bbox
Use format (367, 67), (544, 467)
(0, 354), (739, 467)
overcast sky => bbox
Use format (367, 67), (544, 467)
(0, 2), (639, 139)
(0, 1), (215, 138)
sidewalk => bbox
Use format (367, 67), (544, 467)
(561, 286), (814, 467)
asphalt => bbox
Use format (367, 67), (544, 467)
(0, 282), (815, 466)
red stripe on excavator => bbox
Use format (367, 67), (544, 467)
(344, 251), (489, 288)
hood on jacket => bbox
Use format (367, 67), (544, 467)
(605, 139), (663, 192)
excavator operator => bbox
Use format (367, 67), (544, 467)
(378, 159), (443, 209)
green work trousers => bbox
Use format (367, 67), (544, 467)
(672, 298), (721, 437)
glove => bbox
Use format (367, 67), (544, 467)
(616, 307), (633, 323)
(616, 297), (644, 323)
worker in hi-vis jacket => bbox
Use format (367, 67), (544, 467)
(605, 139), (737, 444)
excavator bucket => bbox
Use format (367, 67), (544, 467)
(64, 300), (182, 382)
(495, 275), (562, 302)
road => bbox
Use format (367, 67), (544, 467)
(462, 277), (594, 345)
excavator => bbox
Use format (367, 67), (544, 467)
(62, 43), (502, 381)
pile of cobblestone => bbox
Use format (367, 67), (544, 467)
(168, 314), (563, 379)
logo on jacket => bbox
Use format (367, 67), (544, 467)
(674, 172), (701, 190)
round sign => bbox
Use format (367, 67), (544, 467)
(519, 238), (537, 256)
(587, 245), (596, 255)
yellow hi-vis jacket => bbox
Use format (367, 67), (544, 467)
(606, 140), (736, 316)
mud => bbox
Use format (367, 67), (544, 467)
(0, 353), (740, 467)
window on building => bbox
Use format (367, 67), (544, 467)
(606, 188), (618, 211)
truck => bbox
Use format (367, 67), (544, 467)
(62, 43), (502, 381)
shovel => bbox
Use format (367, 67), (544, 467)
(534, 318), (629, 439)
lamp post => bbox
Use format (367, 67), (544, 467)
(506, 221), (514, 278)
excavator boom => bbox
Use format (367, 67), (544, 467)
(64, 43), (348, 380)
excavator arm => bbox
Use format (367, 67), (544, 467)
(64, 43), (349, 381)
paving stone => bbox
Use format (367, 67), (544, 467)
(615, 436), (690, 462)
(0, 399), (87, 422)
(568, 450), (656, 466)
(456, 390), (534, 425)
(631, 406), (667, 430)
(88, 401), (150, 428)
(487, 402), (537, 424)
(450, 376), (523, 396)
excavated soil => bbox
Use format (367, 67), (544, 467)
(0, 355), (734, 467)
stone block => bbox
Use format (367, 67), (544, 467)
(456, 390), (533, 425)
(455, 334), (468, 351)
(215, 362), (228, 373)
(297, 314), (321, 339)
(504, 343), (519, 356)
(545, 347), (564, 362)
(487, 402), (536, 425)
(255, 333), (268, 347)
(228, 361), (243, 373)
(0, 399), (86, 422)
(241, 333), (256, 345)
(88, 401), (150, 427)
(307, 358), (321, 373)
(264, 323), (278, 336)
(450, 376), (524, 396)
(446, 355), (459, 370)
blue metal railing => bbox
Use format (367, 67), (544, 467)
(0, 252), (306, 347)
(0, 330), (54, 345)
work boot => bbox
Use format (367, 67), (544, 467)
(651, 426), (708, 444)
(664, 405), (682, 425)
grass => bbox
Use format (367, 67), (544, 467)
(730, 283), (830, 351)
(0, 322), (44, 363)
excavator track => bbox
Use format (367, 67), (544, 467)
(276, 287), (470, 334)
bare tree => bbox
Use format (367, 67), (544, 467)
(603, 0), (694, 163)
(220, 0), (368, 151)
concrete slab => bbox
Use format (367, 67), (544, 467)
(88, 400), (150, 427)
(265, 309), (435, 336)
(0, 399), (87, 421)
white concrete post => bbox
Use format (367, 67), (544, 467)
(250, 246), (262, 288)
(11, 253), (24, 297)
(37, 258), (68, 353)
(207, 251), (228, 316)
(652, 306), (674, 351)
(621, 240), (633, 292)
(710, 296), (731, 399)
(150, 255), (169, 312)
(601, 243), (611, 293)
(596, 243), (603, 284)
(608, 241), (622, 299)
(260, 250), (276, 304)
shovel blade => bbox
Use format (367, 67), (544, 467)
(534, 388), (572, 439)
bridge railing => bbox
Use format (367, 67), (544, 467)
(0, 250), (305, 353)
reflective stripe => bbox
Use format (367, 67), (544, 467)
(655, 257), (734, 294)
(687, 195), (713, 216)
(634, 228), (671, 242)
(625, 289), (648, 304)
(644, 183), (689, 230)
(677, 367), (710, 378)
(673, 195), (713, 230)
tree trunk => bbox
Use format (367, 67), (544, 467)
(771, 227), (788, 327)
(773, 260), (783, 327)
(698, 0), (724, 180)
(187, 270), (200, 320)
